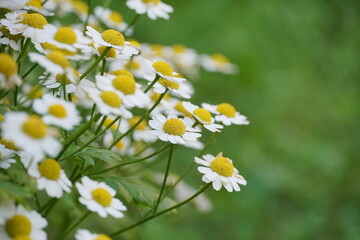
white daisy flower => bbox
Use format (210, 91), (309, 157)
(148, 114), (201, 144)
(0, 25), (21, 51)
(183, 102), (223, 132)
(200, 53), (238, 74)
(1, 112), (62, 159)
(29, 50), (77, 82)
(86, 45), (130, 62)
(33, 94), (82, 130)
(0, 0), (25, 10)
(96, 74), (150, 108)
(103, 131), (134, 156)
(143, 59), (186, 83)
(87, 88), (132, 118)
(0, 144), (16, 169)
(153, 77), (193, 99)
(202, 102), (249, 126)
(23, 157), (72, 198)
(75, 229), (112, 240)
(22, 0), (54, 16)
(40, 70), (79, 95)
(195, 152), (247, 192)
(110, 55), (149, 79)
(1, 11), (53, 42)
(94, 6), (128, 32)
(126, 0), (173, 20)
(0, 53), (22, 90)
(85, 26), (138, 56)
(76, 176), (127, 218)
(0, 202), (47, 240)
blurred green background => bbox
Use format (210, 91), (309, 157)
(114, 0), (360, 239)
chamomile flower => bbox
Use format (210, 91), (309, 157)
(195, 152), (247, 192)
(40, 70), (79, 94)
(88, 45), (130, 62)
(143, 59), (185, 83)
(47, 26), (92, 52)
(86, 26), (138, 56)
(110, 55), (149, 79)
(96, 74), (150, 108)
(94, 6), (127, 32)
(23, 0), (54, 16)
(29, 50), (77, 82)
(200, 53), (238, 74)
(0, 144), (16, 169)
(33, 94), (82, 130)
(0, 26), (21, 51)
(75, 229), (112, 240)
(153, 77), (193, 99)
(0, 202), (47, 240)
(23, 157), (72, 198)
(149, 114), (201, 144)
(1, 11), (53, 42)
(76, 176), (127, 218)
(1, 112), (61, 159)
(87, 88), (132, 118)
(126, 0), (173, 20)
(183, 102), (223, 132)
(202, 102), (249, 126)
(0, 53), (22, 90)
(103, 132), (134, 156)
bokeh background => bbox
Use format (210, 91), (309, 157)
(112, 0), (359, 239)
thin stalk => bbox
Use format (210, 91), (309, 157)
(144, 75), (160, 93)
(100, 58), (107, 75)
(89, 143), (171, 176)
(61, 74), (67, 100)
(153, 144), (174, 214)
(80, 47), (110, 80)
(108, 183), (211, 237)
(0, 90), (11, 100)
(16, 38), (31, 63)
(21, 63), (38, 79)
(13, 86), (18, 106)
(59, 211), (91, 240)
(95, 115), (106, 134)
(134, 140), (158, 157)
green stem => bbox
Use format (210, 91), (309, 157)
(144, 75), (160, 93)
(61, 74), (67, 100)
(89, 143), (171, 176)
(109, 89), (167, 149)
(95, 115), (106, 134)
(59, 116), (121, 162)
(153, 144), (174, 214)
(101, 58), (107, 75)
(16, 38), (31, 63)
(21, 63), (38, 79)
(56, 114), (101, 160)
(0, 90), (10, 101)
(108, 183), (211, 237)
(13, 86), (18, 106)
(59, 211), (91, 240)
(80, 47), (110, 80)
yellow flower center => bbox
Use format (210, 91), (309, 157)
(162, 118), (186, 136)
(100, 91), (122, 108)
(26, 0), (42, 9)
(95, 234), (111, 240)
(210, 157), (234, 177)
(142, 0), (160, 4)
(46, 51), (70, 68)
(26, 86), (44, 99)
(5, 215), (32, 238)
(0, 26), (22, 41)
(216, 103), (236, 118)
(13, 235), (33, 240)
(152, 61), (173, 76)
(211, 53), (230, 64)
(150, 44), (163, 56)
(101, 29), (125, 46)
(92, 188), (112, 207)
(193, 108), (212, 124)
(54, 27), (77, 44)
(174, 102), (192, 117)
(0, 54), (17, 77)
(172, 44), (186, 54)
(109, 11), (123, 23)
(112, 75), (136, 95)
(150, 92), (170, 102)
(0, 139), (18, 151)
(48, 104), (67, 118)
(125, 60), (140, 70)
(97, 46), (117, 58)
(114, 141), (123, 149)
(72, 1), (88, 13)
(38, 158), (61, 180)
(0, 152), (2, 158)
(103, 117), (118, 130)
(20, 13), (47, 29)
(110, 69), (133, 77)
(0, 114), (3, 121)
(158, 78), (179, 90)
(41, 42), (57, 51)
(55, 74), (72, 85)
(22, 115), (48, 139)
(129, 116), (147, 130)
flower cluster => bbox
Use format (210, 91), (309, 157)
(0, 0), (249, 238)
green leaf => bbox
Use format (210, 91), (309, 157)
(0, 181), (32, 198)
(77, 147), (121, 165)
